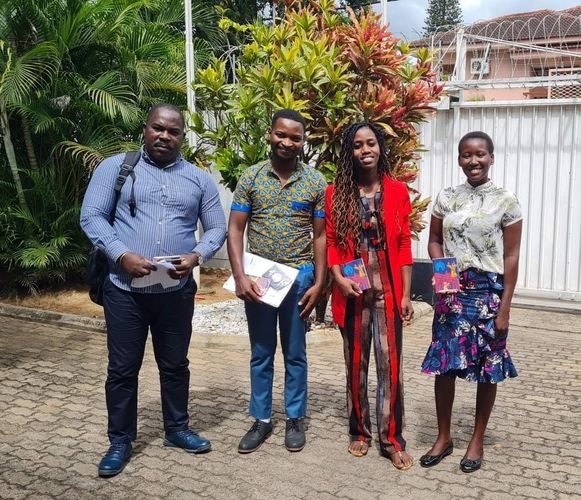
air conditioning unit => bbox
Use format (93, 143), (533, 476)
(471, 58), (490, 75)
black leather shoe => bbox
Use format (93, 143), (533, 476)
(238, 420), (273, 454)
(285, 418), (305, 452)
(98, 442), (132, 477)
(419, 442), (454, 468)
(460, 455), (482, 473)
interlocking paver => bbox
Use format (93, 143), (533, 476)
(0, 307), (580, 500)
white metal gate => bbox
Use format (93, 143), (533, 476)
(413, 99), (581, 306)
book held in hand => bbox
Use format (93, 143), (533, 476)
(433, 257), (460, 293)
(223, 253), (299, 308)
(341, 258), (371, 291)
(248, 275), (271, 295)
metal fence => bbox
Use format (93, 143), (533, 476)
(423, 9), (581, 102)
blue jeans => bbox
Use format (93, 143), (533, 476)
(103, 277), (196, 444)
(244, 270), (314, 420)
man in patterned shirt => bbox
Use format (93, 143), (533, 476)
(227, 109), (327, 453)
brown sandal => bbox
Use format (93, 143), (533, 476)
(348, 441), (369, 457)
(388, 450), (414, 470)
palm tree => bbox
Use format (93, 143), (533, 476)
(0, 0), (223, 290)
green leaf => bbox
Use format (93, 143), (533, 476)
(0, 42), (60, 105)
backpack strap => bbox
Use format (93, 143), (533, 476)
(108, 151), (141, 225)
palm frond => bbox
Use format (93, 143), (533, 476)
(0, 42), (60, 105)
(146, 0), (185, 25)
(80, 71), (141, 124)
(15, 244), (61, 269)
(52, 205), (81, 232)
(125, 22), (178, 58)
(136, 61), (187, 97)
(58, 125), (126, 171)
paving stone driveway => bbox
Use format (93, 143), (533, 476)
(0, 307), (580, 500)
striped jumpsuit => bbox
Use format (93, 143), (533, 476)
(340, 190), (406, 455)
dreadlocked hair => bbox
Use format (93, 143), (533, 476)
(332, 122), (393, 252)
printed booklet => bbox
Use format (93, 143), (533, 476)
(223, 252), (299, 308)
(432, 257), (460, 293)
(340, 258), (371, 291)
(248, 276), (272, 296)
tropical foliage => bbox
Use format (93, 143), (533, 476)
(0, 0), (221, 293)
(192, 0), (444, 235)
(220, 0), (272, 24)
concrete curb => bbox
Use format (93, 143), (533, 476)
(0, 300), (434, 348)
(0, 303), (106, 333)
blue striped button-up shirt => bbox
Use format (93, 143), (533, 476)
(80, 149), (227, 293)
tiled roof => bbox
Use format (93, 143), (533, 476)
(411, 7), (581, 46)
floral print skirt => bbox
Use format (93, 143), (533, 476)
(421, 268), (518, 384)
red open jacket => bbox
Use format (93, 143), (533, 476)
(325, 176), (414, 328)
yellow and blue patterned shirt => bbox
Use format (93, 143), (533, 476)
(231, 160), (327, 269)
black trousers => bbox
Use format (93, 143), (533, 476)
(103, 277), (196, 444)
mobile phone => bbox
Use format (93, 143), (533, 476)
(154, 255), (182, 264)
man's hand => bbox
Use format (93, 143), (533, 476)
(234, 275), (263, 303)
(119, 252), (157, 277)
(401, 296), (414, 323)
(298, 283), (324, 319)
(168, 253), (199, 280)
(336, 276), (362, 299)
(494, 310), (510, 337)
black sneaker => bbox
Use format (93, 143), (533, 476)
(238, 420), (273, 454)
(285, 418), (305, 452)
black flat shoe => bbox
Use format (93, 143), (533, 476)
(238, 420), (273, 454)
(285, 418), (306, 452)
(460, 455), (482, 473)
(419, 442), (454, 468)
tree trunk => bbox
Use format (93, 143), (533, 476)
(20, 114), (38, 170)
(0, 102), (29, 212)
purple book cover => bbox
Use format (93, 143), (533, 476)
(341, 258), (371, 291)
(433, 257), (460, 293)
(249, 275), (271, 295)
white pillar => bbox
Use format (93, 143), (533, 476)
(184, 0), (196, 148)
(380, 0), (388, 26)
(453, 28), (466, 102)
(184, 0), (200, 285)
(453, 28), (466, 82)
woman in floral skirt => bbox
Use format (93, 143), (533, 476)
(419, 131), (523, 473)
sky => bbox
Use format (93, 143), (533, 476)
(380, 0), (581, 41)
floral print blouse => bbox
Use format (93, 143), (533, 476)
(432, 180), (522, 274)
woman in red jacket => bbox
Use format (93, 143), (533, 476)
(326, 122), (414, 470)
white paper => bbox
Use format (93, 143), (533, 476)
(223, 252), (300, 308)
(131, 261), (180, 289)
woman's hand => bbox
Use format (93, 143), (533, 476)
(336, 276), (362, 298)
(495, 310), (510, 337)
(401, 296), (414, 322)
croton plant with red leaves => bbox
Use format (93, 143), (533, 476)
(193, 0), (444, 236)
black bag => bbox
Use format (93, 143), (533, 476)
(86, 151), (140, 305)
(87, 246), (110, 305)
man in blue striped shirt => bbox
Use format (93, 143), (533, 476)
(81, 104), (226, 477)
